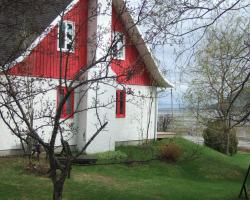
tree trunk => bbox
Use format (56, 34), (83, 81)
(53, 181), (64, 200)
(226, 131), (230, 155)
(225, 117), (231, 156)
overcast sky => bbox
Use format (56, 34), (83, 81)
(127, 0), (250, 111)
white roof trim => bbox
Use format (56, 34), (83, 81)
(112, 0), (173, 88)
(5, 0), (79, 69)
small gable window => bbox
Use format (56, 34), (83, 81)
(57, 87), (74, 118)
(58, 21), (75, 52)
(116, 90), (126, 118)
(112, 31), (125, 60)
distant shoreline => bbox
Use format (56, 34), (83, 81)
(158, 107), (189, 114)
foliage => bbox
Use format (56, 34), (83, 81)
(185, 17), (250, 155)
(157, 114), (173, 132)
(94, 150), (127, 160)
(203, 120), (238, 155)
(185, 18), (250, 123)
(157, 143), (183, 162)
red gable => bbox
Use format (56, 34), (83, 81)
(9, 1), (154, 86)
(111, 7), (152, 86)
(10, 0), (88, 80)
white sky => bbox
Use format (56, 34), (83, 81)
(127, 0), (250, 110)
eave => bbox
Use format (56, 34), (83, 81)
(112, 0), (173, 88)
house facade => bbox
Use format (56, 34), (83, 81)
(0, 0), (172, 155)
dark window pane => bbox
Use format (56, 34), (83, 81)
(67, 33), (72, 40)
(116, 90), (126, 117)
(66, 23), (74, 51)
(66, 95), (72, 115)
(113, 32), (124, 59)
(59, 22), (65, 49)
(116, 91), (119, 114)
(67, 43), (71, 51)
(59, 88), (64, 104)
(67, 23), (73, 32)
(120, 91), (124, 114)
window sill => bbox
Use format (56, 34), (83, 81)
(113, 57), (125, 61)
(60, 114), (74, 119)
(57, 48), (75, 53)
(116, 114), (125, 118)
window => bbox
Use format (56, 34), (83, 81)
(116, 90), (126, 118)
(57, 87), (74, 118)
(58, 21), (75, 52)
(112, 31), (125, 60)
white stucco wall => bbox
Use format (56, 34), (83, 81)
(0, 76), (77, 154)
(83, 73), (117, 153)
(0, 74), (158, 155)
(82, 0), (116, 153)
(83, 66), (158, 154)
(0, 125), (22, 151)
(75, 74), (88, 150)
(76, 0), (159, 153)
(113, 85), (157, 143)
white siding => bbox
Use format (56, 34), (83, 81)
(0, 76), (76, 154)
(83, 69), (158, 153)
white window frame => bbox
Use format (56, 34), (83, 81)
(112, 31), (125, 60)
(57, 20), (75, 53)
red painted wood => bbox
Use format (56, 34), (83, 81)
(57, 86), (74, 119)
(10, 0), (88, 80)
(116, 90), (126, 118)
(111, 7), (152, 86)
(9, 2), (152, 86)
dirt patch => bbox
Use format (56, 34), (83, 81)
(25, 162), (50, 177)
(238, 147), (250, 153)
(73, 173), (127, 190)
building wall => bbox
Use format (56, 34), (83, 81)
(111, 7), (152, 86)
(0, 0), (160, 155)
(0, 124), (22, 152)
(82, 0), (116, 153)
(0, 74), (158, 155)
(113, 85), (157, 143)
(75, 74), (88, 150)
(10, 0), (88, 80)
(83, 68), (157, 154)
(0, 76), (77, 155)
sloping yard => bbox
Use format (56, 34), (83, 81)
(0, 138), (249, 200)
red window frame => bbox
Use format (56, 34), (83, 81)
(116, 90), (126, 118)
(57, 87), (74, 118)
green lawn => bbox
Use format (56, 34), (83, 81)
(0, 138), (250, 200)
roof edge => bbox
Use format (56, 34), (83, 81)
(112, 0), (173, 88)
(4, 0), (79, 70)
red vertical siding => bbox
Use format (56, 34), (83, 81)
(111, 7), (152, 86)
(10, 0), (88, 80)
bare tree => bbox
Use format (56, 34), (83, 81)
(0, 1), (154, 200)
(185, 18), (250, 155)
(142, 0), (250, 46)
(2, 0), (250, 199)
(140, 0), (250, 144)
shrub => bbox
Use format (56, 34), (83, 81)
(158, 143), (182, 162)
(203, 120), (238, 155)
(94, 150), (127, 160)
(157, 114), (172, 132)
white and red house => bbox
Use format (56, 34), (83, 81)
(0, 0), (172, 155)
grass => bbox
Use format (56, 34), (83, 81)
(0, 137), (250, 200)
